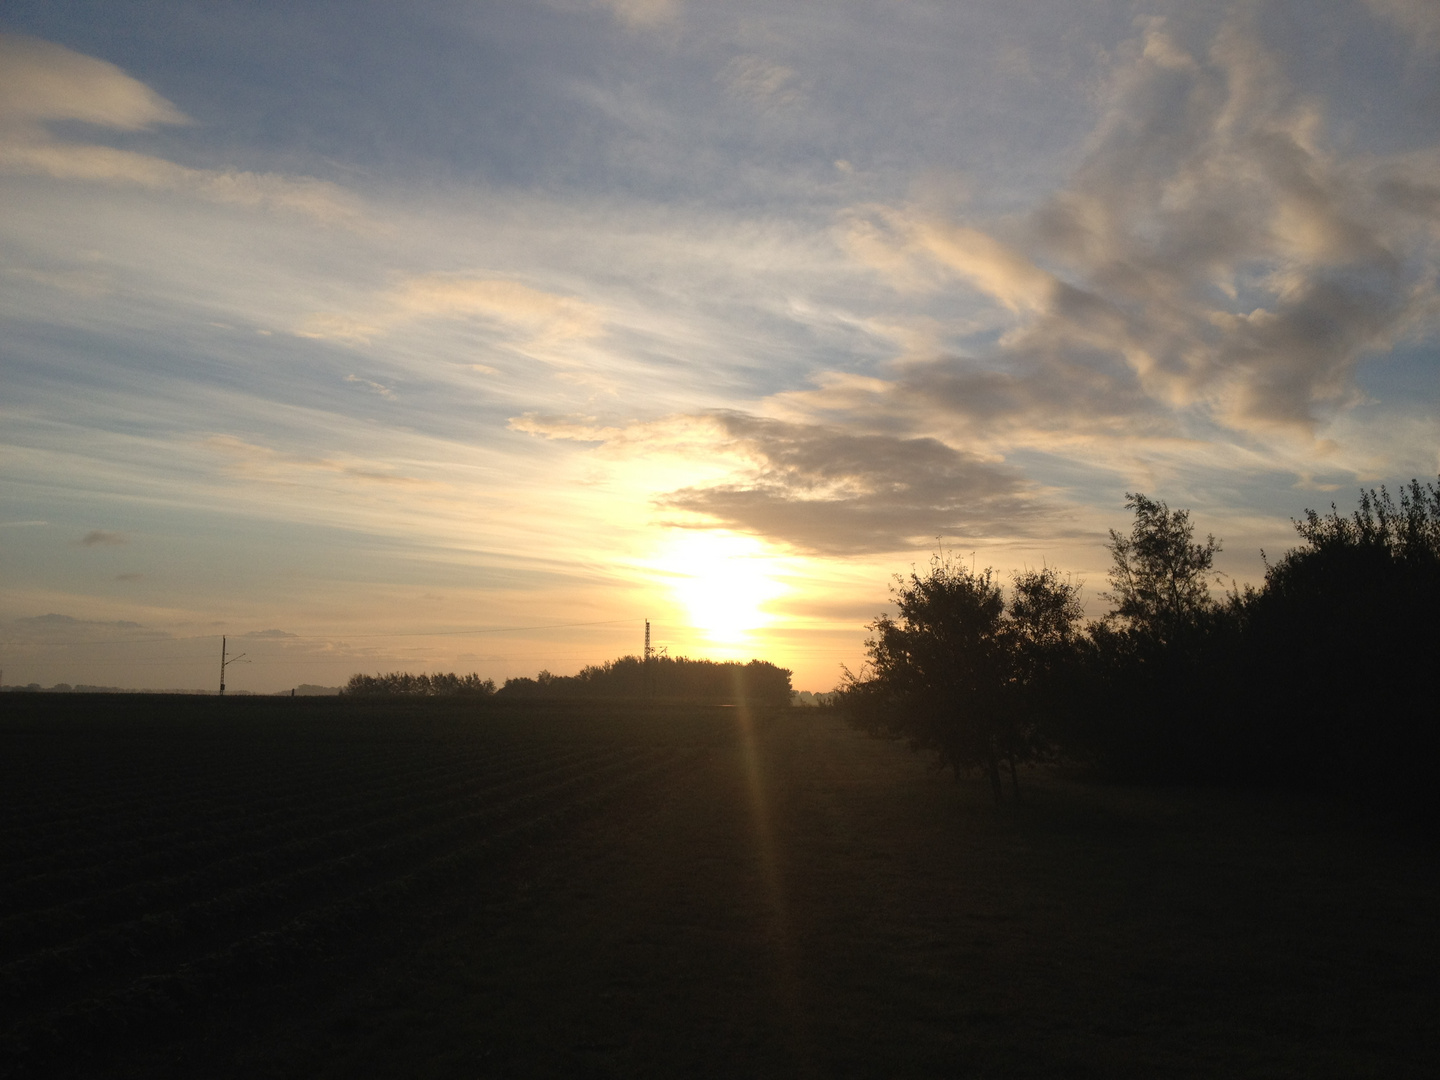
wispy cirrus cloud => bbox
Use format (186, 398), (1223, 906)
(6, 613), (161, 641)
(721, 55), (804, 111)
(0, 33), (363, 225)
(594, 0), (679, 29)
(344, 374), (395, 398)
(0, 140), (366, 223)
(297, 274), (606, 358)
(204, 434), (440, 489)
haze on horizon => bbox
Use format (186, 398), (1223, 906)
(2, 0), (1438, 693)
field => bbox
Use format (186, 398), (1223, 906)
(1, 695), (1437, 1078)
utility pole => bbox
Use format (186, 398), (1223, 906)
(644, 620), (652, 698)
(219, 636), (248, 696)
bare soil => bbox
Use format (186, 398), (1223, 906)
(2, 696), (1436, 1078)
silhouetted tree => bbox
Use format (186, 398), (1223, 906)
(342, 672), (495, 697)
(1102, 493), (1222, 643)
(848, 481), (1440, 830)
(846, 552), (1012, 803)
(1077, 495), (1231, 777)
(1009, 567), (1086, 652)
(1002, 566), (1086, 790)
(495, 655), (792, 706)
(1238, 478), (1440, 812)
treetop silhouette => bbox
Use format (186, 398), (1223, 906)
(843, 479), (1440, 827)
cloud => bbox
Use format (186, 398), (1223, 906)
(1363, 0), (1440, 52)
(244, 628), (298, 639)
(80, 530), (127, 546)
(782, 353), (1165, 448)
(0, 34), (363, 225)
(594, 0), (678, 28)
(5, 264), (113, 296)
(509, 410), (705, 450)
(659, 412), (1038, 555)
(834, 15), (1439, 442)
(299, 274), (606, 356)
(0, 34), (188, 131)
(345, 374), (395, 398)
(517, 409), (1039, 554)
(0, 139), (364, 224)
(721, 55), (804, 111)
(842, 207), (1056, 312)
(391, 276), (604, 341)
(1375, 164), (1440, 221)
(204, 434), (439, 488)
(11, 613), (157, 636)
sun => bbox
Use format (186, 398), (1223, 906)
(656, 532), (786, 647)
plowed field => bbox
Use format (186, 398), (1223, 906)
(2, 695), (1436, 1078)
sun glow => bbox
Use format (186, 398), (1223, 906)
(655, 532), (788, 647)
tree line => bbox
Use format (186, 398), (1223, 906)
(344, 655), (793, 708)
(342, 671), (497, 697)
(842, 479), (1440, 824)
(494, 654), (792, 707)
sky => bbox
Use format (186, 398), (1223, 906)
(2, 0), (1438, 693)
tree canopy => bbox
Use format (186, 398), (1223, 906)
(343, 656), (793, 708)
(845, 553), (1083, 804)
(343, 672), (495, 697)
(843, 480), (1440, 828)
(497, 655), (793, 707)
(1101, 493), (1221, 642)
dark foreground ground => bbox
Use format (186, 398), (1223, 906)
(1, 695), (1436, 1078)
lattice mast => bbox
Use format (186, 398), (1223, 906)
(644, 620), (653, 697)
